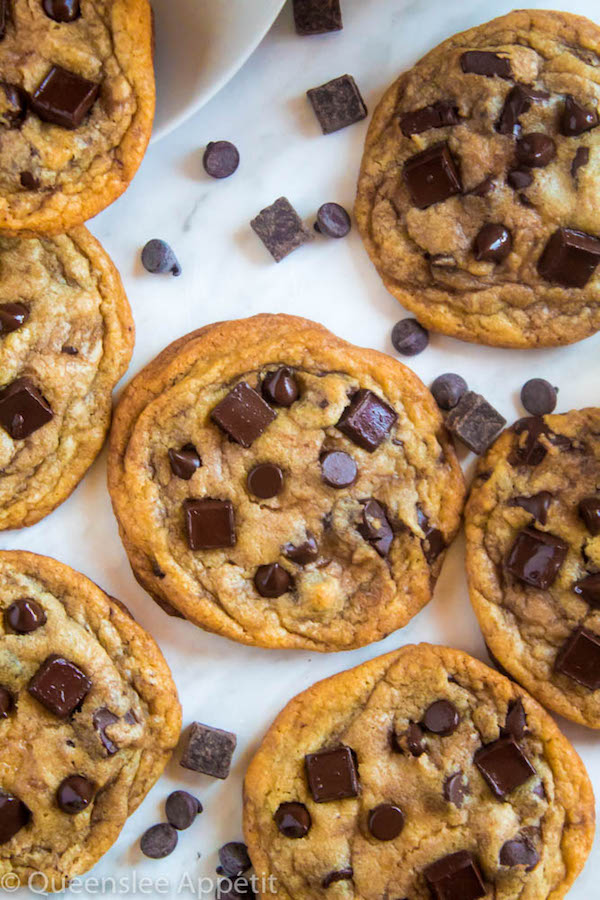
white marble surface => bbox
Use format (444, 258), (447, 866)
(5, 0), (600, 896)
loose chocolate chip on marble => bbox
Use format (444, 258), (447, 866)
(93, 708), (120, 755)
(572, 146), (590, 177)
(510, 492), (552, 526)
(475, 736), (536, 799)
(31, 65), (99, 129)
(251, 197), (312, 262)
(0, 686), (13, 718)
(169, 444), (201, 480)
(403, 142), (462, 209)
(212, 382), (276, 447)
(473, 224), (512, 263)
(561, 95), (599, 136)
(293, 0), (342, 34)
(391, 318), (429, 356)
(506, 527), (568, 589)
(422, 700), (460, 736)
(141, 823), (178, 859)
(337, 389), (397, 452)
(520, 378), (557, 416)
(507, 167), (533, 190)
(203, 141), (240, 179)
(315, 202), (351, 237)
(184, 498), (236, 550)
(320, 450), (357, 488)
(431, 373), (468, 411)
(538, 227), (600, 288)
(218, 842), (252, 877)
(0, 790), (31, 845)
(247, 462), (284, 499)
(500, 835), (540, 870)
(5, 598), (46, 634)
(573, 574), (600, 607)
(43, 0), (80, 21)
(555, 626), (600, 689)
(445, 391), (506, 455)
(516, 133), (556, 168)
(307, 74), (367, 134)
(0, 377), (53, 440)
(141, 239), (182, 275)
(0, 83), (28, 126)
(254, 563), (293, 598)
(399, 100), (460, 136)
(368, 804), (404, 841)
(305, 746), (359, 803)
(444, 772), (468, 808)
(461, 51), (512, 79)
(579, 496), (600, 535)
(321, 869), (353, 889)
(424, 850), (486, 900)
(57, 775), (95, 814)
(262, 367), (300, 407)
(503, 699), (527, 740)
(284, 535), (319, 565)
(274, 802), (311, 838)
(358, 499), (394, 558)
(28, 655), (92, 719)
(417, 508), (446, 566)
(180, 722), (237, 779)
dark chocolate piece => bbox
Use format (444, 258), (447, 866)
(251, 196), (312, 262)
(212, 381), (276, 447)
(358, 499), (394, 558)
(0, 0), (7, 39)
(284, 535), (319, 565)
(510, 492), (552, 525)
(93, 708), (119, 755)
(262, 367), (300, 407)
(203, 141), (239, 179)
(31, 65), (99, 129)
(496, 85), (547, 135)
(579, 496), (600, 535)
(422, 700), (460, 736)
(521, 378), (557, 416)
(169, 445), (201, 480)
(469, 176), (495, 197)
(0, 791), (31, 845)
(0, 377), (53, 440)
(461, 51), (511, 79)
(443, 772), (468, 808)
(321, 869), (353, 889)
(399, 100), (460, 136)
(43, 0), (80, 22)
(141, 239), (182, 276)
(247, 463), (284, 498)
(337, 389), (397, 452)
(506, 527), (568, 589)
(503, 699), (527, 740)
(445, 391), (506, 454)
(274, 802), (311, 838)
(393, 722), (426, 757)
(555, 626), (600, 689)
(218, 842), (251, 877)
(0, 83), (28, 127)
(254, 563), (292, 598)
(368, 803), (404, 840)
(561, 95), (598, 136)
(57, 775), (94, 814)
(403, 142), (462, 209)
(315, 202), (351, 237)
(473, 224), (512, 262)
(510, 417), (549, 467)
(417, 508), (446, 565)
(572, 146), (590, 177)
(574, 572), (600, 608)
(0, 303), (28, 335)
(475, 736), (536, 799)
(516, 133), (556, 168)
(320, 450), (357, 488)
(0, 687), (13, 718)
(538, 227), (600, 288)
(62, 345), (78, 355)
(180, 721), (237, 779)
(293, 0), (342, 35)
(391, 318), (429, 356)
(5, 598), (46, 633)
(28, 655), (91, 719)
(500, 835), (539, 870)
(305, 746), (359, 802)
(140, 823), (178, 859)
(184, 499), (236, 550)
(424, 850), (486, 900)
(307, 74), (367, 134)
(431, 373), (467, 411)
(507, 168), (533, 190)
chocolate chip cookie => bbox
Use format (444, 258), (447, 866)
(0, 0), (154, 234)
(244, 643), (594, 899)
(466, 409), (600, 728)
(0, 550), (181, 886)
(356, 10), (600, 348)
(108, 315), (465, 651)
(0, 228), (133, 530)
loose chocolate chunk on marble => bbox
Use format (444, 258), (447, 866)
(184, 499), (236, 550)
(399, 100), (460, 136)
(561, 95), (599, 136)
(254, 563), (292, 597)
(315, 202), (351, 237)
(496, 85), (547, 135)
(556, 626), (600, 689)
(417, 508), (446, 565)
(284, 535), (319, 565)
(169, 444), (201, 480)
(500, 835), (539, 870)
(404, 142), (462, 209)
(180, 721), (237, 779)
(506, 526), (568, 589)
(262, 367), (300, 406)
(212, 381), (276, 447)
(293, 0), (342, 34)
(473, 224), (512, 262)
(445, 391), (506, 455)
(0, 687), (13, 718)
(0, 791), (31, 845)
(475, 736), (536, 799)
(247, 462), (284, 498)
(0, 83), (28, 127)
(5, 598), (46, 633)
(368, 804), (404, 840)
(0, 302), (28, 334)
(32, 65), (99, 129)
(57, 775), (95, 814)
(572, 146), (590, 177)
(322, 869), (353, 888)
(507, 168), (533, 190)
(424, 850), (486, 900)
(93, 708), (120, 755)
(516, 133), (556, 168)
(307, 74), (367, 134)
(358, 500), (394, 558)
(219, 842), (251, 877)
(503, 699), (527, 740)
(43, 0), (80, 21)
(274, 802), (311, 838)
(251, 197), (312, 262)
(510, 491), (552, 525)
(320, 450), (357, 488)
(422, 700), (459, 736)
(141, 823), (178, 859)
(305, 746), (359, 803)
(444, 772), (468, 808)
(28, 655), (91, 719)
(538, 227), (600, 288)
(337, 388), (397, 452)
(461, 50), (511, 79)
(0, 377), (53, 440)
(579, 496), (600, 535)
(203, 141), (240, 179)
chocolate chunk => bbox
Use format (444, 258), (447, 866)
(510, 417), (549, 467)
(169, 444), (201, 480)
(254, 563), (292, 598)
(431, 373), (468, 410)
(184, 499), (235, 550)
(0, 377), (53, 440)
(62, 345), (78, 356)
(417, 508), (446, 565)
(0, 791), (31, 845)
(461, 51), (511, 79)
(251, 197), (312, 262)
(43, 0), (80, 21)
(500, 835), (539, 870)
(20, 171), (39, 190)
(141, 239), (182, 276)
(315, 202), (351, 237)
(473, 224), (512, 262)
(358, 499), (394, 557)
(93, 708), (119, 755)
(555, 627), (600, 689)
(212, 381), (276, 447)
(337, 389), (397, 452)
(0, 83), (27, 127)
(424, 850), (486, 900)
(305, 746), (359, 802)
(0, 687), (13, 718)
(320, 450), (357, 488)
(0, 0), (7, 39)
(321, 869), (353, 889)
(31, 65), (99, 129)
(445, 391), (506, 455)
(247, 463), (284, 499)
(274, 802), (311, 838)
(404, 142), (462, 209)
(503, 699), (527, 739)
(141, 823), (178, 859)
(203, 141), (239, 179)
(293, 0), (342, 34)
(368, 804), (404, 841)
(520, 378), (557, 416)
(469, 176), (495, 197)
(393, 722), (426, 757)
(510, 492), (552, 525)
(475, 736), (536, 799)
(0, 302), (28, 335)
(284, 535), (319, 565)
(180, 721), (237, 779)
(443, 772), (468, 808)
(538, 227), (600, 288)
(218, 842), (251, 877)
(57, 775), (94, 814)
(28, 655), (91, 719)
(579, 496), (600, 535)
(507, 168), (533, 190)
(561, 95), (599, 136)
(399, 100), (460, 136)
(5, 598), (46, 634)
(506, 527), (568, 589)
(496, 85), (539, 135)
(262, 367), (300, 407)
(572, 146), (590, 178)
(391, 318), (429, 356)
(516, 133), (556, 167)
(422, 700), (460, 736)
(307, 74), (367, 134)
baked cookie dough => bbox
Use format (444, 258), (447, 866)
(0, 0), (154, 234)
(0, 227), (134, 530)
(244, 643), (594, 900)
(0, 550), (181, 887)
(466, 409), (600, 729)
(356, 10), (600, 348)
(108, 314), (465, 652)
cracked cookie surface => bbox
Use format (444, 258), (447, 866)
(356, 10), (600, 348)
(244, 643), (594, 900)
(107, 315), (465, 652)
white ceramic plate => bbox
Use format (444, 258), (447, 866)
(151, 0), (287, 143)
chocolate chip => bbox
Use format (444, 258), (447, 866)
(555, 627), (600, 689)
(293, 0), (342, 34)
(141, 239), (182, 276)
(500, 835), (539, 870)
(251, 197), (312, 262)
(0, 377), (53, 440)
(212, 382), (276, 447)
(218, 843), (251, 877)
(203, 141), (239, 179)
(141, 823), (178, 859)
(510, 492), (552, 525)
(0, 1), (7, 40)
(274, 802), (311, 838)
(520, 378), (557, 415)
(510, 416), (549, 466)
(320, 450), (357, 488)
(42, 0), (80, 21)
(538, 227), (600, 288)
(496, 85), (537, 135)
(503, 699), (527, 740)
(62, 345), (78, 356)
(305, 746), (359, 802)
(284, 535), (319, 565)
(561, 95), (599, 136)
(422, 700), (460, 736)
(247, 463), (284, 499)
(417, 508), (446, 565)
(469, 176), (495, 197)
(31, 65), (99, 129)
(403, 142), (462, 209)
(573, 574), (600, 607)
(28, 655), (91, 719)
(184, 499), (236, 550)
(368, 804), (404, 841)
(5, 598), (46, 634)
(20, 171), (39, 190)
(424, 850), (486, 900)
(475, 736), (536, 799)
(461, 51), (511, 79)
(56, 775), (94, 814)
(168, 444), (201, 480)
(314, 202), (351, 237)
(337, 389), (397, 452)
(516, 133), (556, 168)
(0, 687), (13, 719)
(399, 100), (460, 136)
(0, 791), (31, 845)
(444, 772), (468, 807)
(180, 721), (237, 779)
(0, 83), (28, 127)
(506, 526), (568, 589)
(445, 391), (506, 455)
(321, 869), (353, 889)
(473, 224), (512, 263)
(391, 318), (429, 356)
(572, 146), (590, 178)
(93, 708), (119, 755)
(507, 168), (533, 190)
(431, 373), (467, 410)
(579, 496), (600, 535)
(393, 722), (426, 756)
(254, 563), (292, 598)
(262, 367), (300, 407)
(307, 74), (367, 134)
(358, 499), (394, 557)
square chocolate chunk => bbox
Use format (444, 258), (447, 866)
(538, 227), (600, 288)
(31, 66), (100, 129)
(506, 527), (568, 589)
(555, 627), (600, 690)
(211, 381), (276, 447)
(403, 142), (462, 209)
(445, 391), (506, 454)
(293, 0), (342, 34)
(180, 721), (237, 779)
(184, 499), (236, 550)
(424, 850), (486, 900)
(337, 389), (397, 452)
(475, 736), (536, 799)
(251, 197), (313, 263)
(28, 655), (92, 719)
(307, 74), (367, 135)
(0, 377), (53, 440)
(461, 51), (512, 79)
(305, 746), (359, 802)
